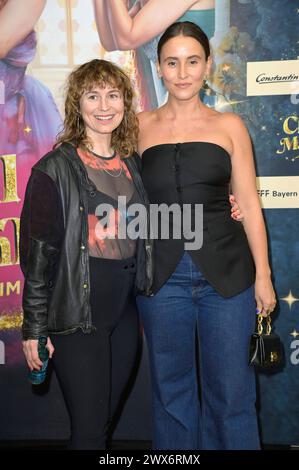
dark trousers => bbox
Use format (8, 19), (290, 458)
(50, 255), (140, 450)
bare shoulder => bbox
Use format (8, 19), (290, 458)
(137, 109), (159, 138)
(218, 112), (248, 133)
(217, 112), (250, 145)
(137, 110), (159, 155)
(137, 110), (157, 131)
(218, 113), (254, 163)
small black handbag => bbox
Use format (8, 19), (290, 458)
(249, 314), (284, 370)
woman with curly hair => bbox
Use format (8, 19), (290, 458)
(20, 59), (147, 450)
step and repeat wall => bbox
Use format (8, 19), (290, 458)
(0, 0), (298, 445)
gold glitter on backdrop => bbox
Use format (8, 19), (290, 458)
(0, 311), (23, 330)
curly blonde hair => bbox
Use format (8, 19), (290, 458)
(55, 59), (139, 158)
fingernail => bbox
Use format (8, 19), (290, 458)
(256, 308), (260, 314)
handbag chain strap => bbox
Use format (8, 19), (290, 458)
(257, 313), (272, 335)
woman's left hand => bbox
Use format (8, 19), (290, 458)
(255, 276), (276, 317)
(229, 194), (243, 222)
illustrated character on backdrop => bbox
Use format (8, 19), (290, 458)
(94, 0), (248, 110)
(0, 0), (62, 164)
(0, 0), (62, 363)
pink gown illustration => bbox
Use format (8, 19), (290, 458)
(0, 29), (62, 365)
(0, 30), (62, 163)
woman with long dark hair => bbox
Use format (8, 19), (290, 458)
(94, 0), (216, 108)
(136, 21), (276, 450)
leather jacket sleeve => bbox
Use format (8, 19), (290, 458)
(126, 153), (154, 296)
(20, 169), (64, 340)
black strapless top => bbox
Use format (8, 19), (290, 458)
(141, 142), (255, 297)
(142, 142), (232, 224)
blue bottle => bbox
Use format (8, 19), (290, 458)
(28, 336), (49, 385)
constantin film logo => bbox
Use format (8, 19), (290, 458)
(247, 60), (299, 96)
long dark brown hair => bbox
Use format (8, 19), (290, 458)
(55, 59), (139, 158)
(157, 21), (210, 62)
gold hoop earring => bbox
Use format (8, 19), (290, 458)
(202, 76), (209, 89)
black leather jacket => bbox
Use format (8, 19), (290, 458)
(20, 142), (153, 340)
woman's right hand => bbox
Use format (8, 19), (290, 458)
(255, 276), (276, 318)
(22, 337), (55, 371)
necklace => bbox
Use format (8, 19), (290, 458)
(103, 162), (123, 178)
(86, 147), (123, 177)
(88, 148), (117, 160)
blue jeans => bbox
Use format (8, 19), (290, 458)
(137, 252), (260, 450)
